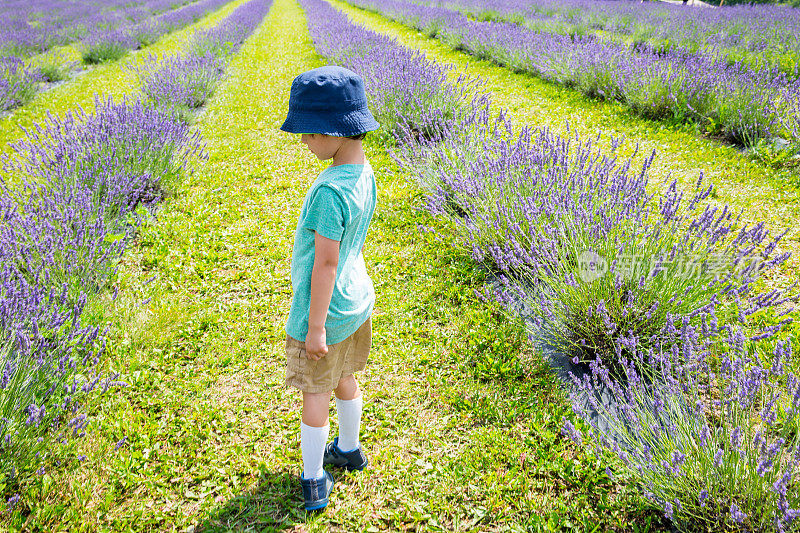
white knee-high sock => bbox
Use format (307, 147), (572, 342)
(300, 422), (329, 480)
(335, 395), (362, 452)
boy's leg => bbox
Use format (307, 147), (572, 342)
(334, 374), (362, 452)
(334, 374), (360, 400)
(301, 391), (331, 480)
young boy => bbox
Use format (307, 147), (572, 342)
(280, 66), (379, 511)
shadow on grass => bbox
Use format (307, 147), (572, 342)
(199, 470), (306, 532)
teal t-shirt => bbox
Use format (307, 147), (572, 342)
(285, 163), (376, 345)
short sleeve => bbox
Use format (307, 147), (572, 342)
(300, 185), (348, 241)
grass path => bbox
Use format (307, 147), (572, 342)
(0, 0), (248, 155)
(3, 0), (667, 530)
(328, 0), (800, 287)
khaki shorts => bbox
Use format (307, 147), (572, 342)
(285, 316), (372, 393)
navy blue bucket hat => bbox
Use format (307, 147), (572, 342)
(280, 66), (380, 137)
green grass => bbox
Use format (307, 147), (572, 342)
(0, 0), (669, 529)
(329, 0), (800, 289)
(0, 0), (250, 156)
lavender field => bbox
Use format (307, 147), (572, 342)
(0, 0), (798, 530)
(0, 0), (241, 111)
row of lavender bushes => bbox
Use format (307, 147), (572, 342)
(0, 97), (203, 513)
(344, 0), (800, 159)
(300, 0), (800, 530)
(80, 0), (235, 64)
(0, 0), (271, 511)
(422, 0), (800, 78)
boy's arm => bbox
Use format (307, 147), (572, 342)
(305, 231), (340, 361)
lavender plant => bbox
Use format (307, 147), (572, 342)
(131, 20), (168, 47)
(187, 0), (273, 63)
(402, 107), (793, 366)
(133, 52), (225, 111)
(5, 96), (205, 223)
(186, 0), (272, 58)
(0, 304), (110, 496)
(774, 91), (800, 170)
(0, 186), (117, 497)
(563, 326), (800, 532)
(0, 180), (130, 306)
(81, 29), (137, 64)
(0, 56), (42, 111)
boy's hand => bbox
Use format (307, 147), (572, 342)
(305, 326), (328, 360)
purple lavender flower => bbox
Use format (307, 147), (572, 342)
(6, 494), (19, 512)
(188, 0), (272, 58)
(6, 95), (206, 225)
(561, 418), (583, 446)
(730, 502), (747, 524)
(730, 426), (742, 450)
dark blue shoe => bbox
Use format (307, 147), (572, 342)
(323, 437), (369, 471)
(300, 470), (334, 511)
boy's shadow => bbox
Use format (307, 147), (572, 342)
(199, 470), (307, 532)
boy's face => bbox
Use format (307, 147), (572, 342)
(301, 134), (344, 161)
